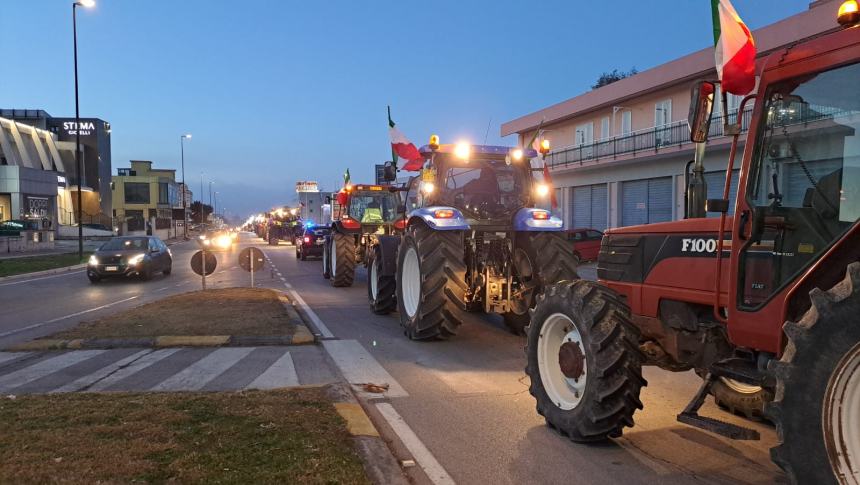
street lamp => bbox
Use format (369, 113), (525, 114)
(213, 191), (219, 218)
(208, 181), (214, 222)
(72, 0), (95, 260)
(180, 134), (191, 239)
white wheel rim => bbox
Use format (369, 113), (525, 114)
(721, 378), (762, 395)
(331, 243), (337, 276)
(402, 247), (420, 318)
(371, 259), (379, 299)
(537, 313), (587, 410)
(825, 342), (860, 485)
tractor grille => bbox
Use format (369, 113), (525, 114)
(597, 234), (644, 283)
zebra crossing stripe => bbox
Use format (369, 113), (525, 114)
(50, 350), (152, 393)
(0, 350), (106, 393)
(150, 347), (255, 391)
(246, 351), (299, 389)
(0, 352), (31, 367)
(86, 348), (181, 391)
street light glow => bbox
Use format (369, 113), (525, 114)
(183, 133), (192, 139)
(77, 0), (96, 7)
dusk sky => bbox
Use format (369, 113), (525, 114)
(0, 0), (810, 219)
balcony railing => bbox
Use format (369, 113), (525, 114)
(547, 108), (754, 168)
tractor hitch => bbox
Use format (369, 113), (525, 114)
(676, 373), (760, 440)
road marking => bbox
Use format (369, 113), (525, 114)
(0, 350), (106, 392)
(155, 286), (169, 292)
(50, 350), (152, 393)
(0, 270), (85, 287)
(376, 403), (455, 485)
(150, 347), (255, 391)
(287, 289), (333, 338)
(322, 340), (408, 398)
(86, 348), (180, 391)
(245, 351), (299, 389)
(0, 352), (31, 367)
(0, 296), (140, 338)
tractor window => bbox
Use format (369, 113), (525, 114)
(441, 162), (527, 217)
(740, 61), (860, 308)
(348, 192), (400, 223)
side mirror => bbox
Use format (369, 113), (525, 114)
(383, 161), (397, 182)
(688, 80), (716, 143)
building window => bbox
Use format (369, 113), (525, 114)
(124, 182), (150, 204)
(158, 183), (169, 204)
(654, 99), (672, 127)
(574, 122), (593, 146)
(621, 110), (632, 135)
(600, 116), (610, 140)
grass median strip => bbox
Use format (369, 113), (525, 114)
(0, 387), (370, 484)
(47, 287), (299, 341)
(0, 252), (90, 278)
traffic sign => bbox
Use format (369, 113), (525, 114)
(239, 247), (265, 272)
(191, 250), (217, 276)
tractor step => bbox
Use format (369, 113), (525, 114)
(709, 358), (770, 387)
(676, 373), (761, 441)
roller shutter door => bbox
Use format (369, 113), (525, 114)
(783, 159), (842, 207)
(571, 184), (607, 230)
(621, 177), (673, 226)
(705, 170), (740, 215)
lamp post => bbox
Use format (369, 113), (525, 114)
(180, 134), (191, 239)
(213, 191), (219, 219)
(208, 181), (214, 222)
(72, 0), (95, 260)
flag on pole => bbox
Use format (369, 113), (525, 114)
(711, 0), (757, 95)
(542, 161), (558, 210)
(388, 107), (424, 171)
(343, 168), (351, 186)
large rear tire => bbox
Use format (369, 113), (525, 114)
(396, 222), (466, 340)
(322, 238), (331, 279)
(368, 248), (396, 315)
(768, 262), (860, 485)
(526, 280), (646, 442)
(330, 232), (355, 287)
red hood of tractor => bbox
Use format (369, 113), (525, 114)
(605, 216), (734, 236)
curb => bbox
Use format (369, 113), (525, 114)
(327, 383), (410, 485)
(0, 263), (87, 282)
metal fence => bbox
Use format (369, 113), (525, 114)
(547, 108), (754, 168)
(59, 211), (114, 228)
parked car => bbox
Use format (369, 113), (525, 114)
(87, 236), (172, 283)
(566, 228), (603, 261)
(296, 226), (329, 261)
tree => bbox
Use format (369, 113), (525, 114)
(592, 67), (638, 90)
(190, 201), (213, 223)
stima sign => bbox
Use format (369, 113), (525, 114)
(62, 120), (96, 136)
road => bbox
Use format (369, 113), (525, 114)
(0, 233), (785, 484)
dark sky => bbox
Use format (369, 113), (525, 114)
(0, 0), (812, 218)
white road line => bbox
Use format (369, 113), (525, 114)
(284, 282), (293, 289)
(0, 270), (85, 287)
(150, 347), (254, 391)
(0, 350), (107, 392)
(322, 340), (408, 398)
(245, 351), (299, 389)
(0, 352), (31, 367)
(50, 350), (152, 393)
(287, 289), (332, 337)
(87, 348), (180, 391)
(0, 296), (140, 338)
(376, 403), (455, 485)
(155, 286), (169, 292)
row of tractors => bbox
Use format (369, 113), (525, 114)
(268, 7), (860, 483)
(252, 207), (303, 246)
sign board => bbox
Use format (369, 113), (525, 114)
(295, 181), (319, 193)
(190, 250), (217, 276)
(238, 247), (265, 272)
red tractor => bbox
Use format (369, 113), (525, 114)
(525, 7), (860, 484)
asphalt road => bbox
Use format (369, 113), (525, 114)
(260, 234), (784, 485)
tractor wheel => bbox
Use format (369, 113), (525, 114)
(526, 280), (646, 442)
(768, 262), (860, 485)
(268, 235), (278, 246)
(329, 232), (355, 287)
(711, 377), (772, 420)
(396, 222), (466, 340)
(367, 248), (396, 315)
(504, 232), (579, 336)
(322, 239), (331, 279)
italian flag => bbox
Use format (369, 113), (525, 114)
(388, 107), (424, 171)
(712, 0), (757, 95)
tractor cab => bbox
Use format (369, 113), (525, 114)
(332, 184), (404, 234)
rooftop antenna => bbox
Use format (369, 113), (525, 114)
(484, 117), (492, 144)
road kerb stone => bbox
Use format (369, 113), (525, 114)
(155, 335), (231, 347)
(6, 339), (70, 351)
(334, 402), (381, 437)
(0, 263), (87, 282)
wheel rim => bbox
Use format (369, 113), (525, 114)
(371, 258), (379, 299)
(537, 313), (587, 410)
(331, 243), (337, 277)
(721, 378), (762, 395)
(824, 341), (860, 485)
(401, 246), (420, 318)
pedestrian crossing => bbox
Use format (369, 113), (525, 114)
(0, 346), (333, 394)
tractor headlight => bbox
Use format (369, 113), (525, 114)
(421, 181), (435, 194)
(127, 254), (145, 266)
(535, 183), (550, 197)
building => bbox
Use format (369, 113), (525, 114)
(295, 181), (331, 225)
(0, 109), (113, 226)
(501, 0), (842, 231)
(112, 160), (184, 235)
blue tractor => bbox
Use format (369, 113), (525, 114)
(394, 138), (578, 339)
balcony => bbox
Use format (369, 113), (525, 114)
(547, 108), (754, 168)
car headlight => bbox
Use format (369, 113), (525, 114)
(203, 239), (211, 245)
(216, 235), (231, 248)
(127, 254), (145, 265)
(88, 255), (98, 266)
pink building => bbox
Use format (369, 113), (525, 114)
(501, 0), (843, 230)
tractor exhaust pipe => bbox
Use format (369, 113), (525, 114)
(686, 142), (708, 219)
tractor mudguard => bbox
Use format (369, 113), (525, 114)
(513, 207), (564, 231)
(331, 220), (361, 234)
(408, 206), (470, 231)
(375, 235), (401, 276)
